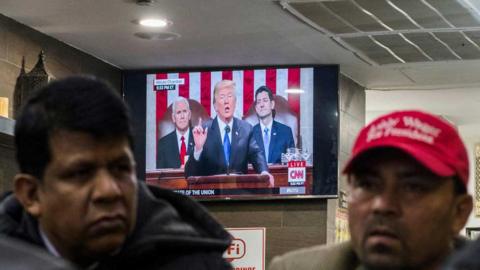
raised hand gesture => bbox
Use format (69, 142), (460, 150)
(192, 118), (208, 152)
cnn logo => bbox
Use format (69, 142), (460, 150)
(288, 165), (306, 184)
(289, 169), (304, 179)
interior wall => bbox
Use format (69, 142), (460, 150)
(204, 74), (366, 265)
(463, 136), (480, 231)
(326, 74), (366, 244)
(456, 103), (480, 232)
(0, 15), (122, 193)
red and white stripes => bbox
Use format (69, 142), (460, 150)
(146, 67), (313, 170)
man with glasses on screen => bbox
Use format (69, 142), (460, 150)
(157, 96), (195, 168)
(0, 76), (232, 270)
(185, 80), (274, 186)
(268, 110), (472, 270)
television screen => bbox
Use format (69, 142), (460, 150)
(123, 65), (339, 200)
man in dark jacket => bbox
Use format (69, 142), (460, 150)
(0, 235), (76, 270)
(442, 239), (480, 269)
(1, 76), (231, 269)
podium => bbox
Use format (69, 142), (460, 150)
(186, 174), (270, 189)
(146, 165), (313, 198)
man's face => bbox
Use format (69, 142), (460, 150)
(255, 91), (274, 119)
(214, 85), (236, 122)
(172, 100), (191, 132)
(347, 150), (470, 270)
(37, 130), (137, 266)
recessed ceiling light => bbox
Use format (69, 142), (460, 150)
(134, 32), (180, 40)
(136, 0), (155, 6)
(137, 19), (171, 27)
(285, 88), (305, 94)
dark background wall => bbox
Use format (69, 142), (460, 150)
(0, 131), (14, 193)
(0, 14), (122, 193)
(0, 14), (366, 267)
(0, 15), (122, 115)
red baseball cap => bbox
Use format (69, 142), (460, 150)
(343, 110), (469, 188)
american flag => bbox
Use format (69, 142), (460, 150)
(145, 67), (314, 170)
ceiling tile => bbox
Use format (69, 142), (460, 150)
(323, 1), (388, 32)
(373, 34), (430, 62)
(464, 31), (480, 46)
(389, 0), (450, 28)
(342, 36), (401, 64)
(428, 0), (480, 27)
(403, 32), (459, 61)
(434, 32), (480, 59)
(355, 0), (419, 30)
(289, 2), (357, 34)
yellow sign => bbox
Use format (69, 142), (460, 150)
(335, 208), (350, 243)
(0, 97), (8, 118)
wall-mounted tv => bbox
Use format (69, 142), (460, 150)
(123, 65), (339, 200)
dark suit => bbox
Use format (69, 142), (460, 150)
(185, 117), (268, 177)
(253, 120), (295, 164)
(157, 130), (194, 168)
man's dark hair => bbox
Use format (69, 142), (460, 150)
(15, 76), (133, 180)
(453, 176), (467, 195)
(254, 86), (275, 118)
(254, 86), (274, 102)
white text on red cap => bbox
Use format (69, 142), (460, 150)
(367, 116), (442, 145)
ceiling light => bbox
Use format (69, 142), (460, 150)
(285, 88), (305, 94)
(138, 19), (170, 27)
(134, 32), (180, 40)
(136, 0), (155, 6)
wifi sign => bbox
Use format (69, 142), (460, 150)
(224, 238), (246, 262)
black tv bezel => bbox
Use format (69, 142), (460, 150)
(122, 64), (339, 201)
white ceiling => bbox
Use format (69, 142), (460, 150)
(1, 0), (480, 134)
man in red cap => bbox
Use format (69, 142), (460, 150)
(269, 110), (473, 270)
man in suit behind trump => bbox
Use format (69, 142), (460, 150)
(253, 86), (295, 164)
(157, 96), (194, 168)
(185, 80), (274, 186)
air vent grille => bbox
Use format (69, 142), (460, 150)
(283, 0), (480, 65)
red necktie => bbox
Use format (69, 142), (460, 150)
(180, 136), (186, 166)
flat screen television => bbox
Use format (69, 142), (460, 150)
(123, 65), (339, 200)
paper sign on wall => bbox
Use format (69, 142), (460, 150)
(224, 227), (266, 270)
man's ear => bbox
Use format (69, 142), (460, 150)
(452, 194), (473, 235)
(271, 100), (275, 110)
(14, 174), (42, 218)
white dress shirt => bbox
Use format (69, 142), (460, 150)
(176, 128), (191, 152)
